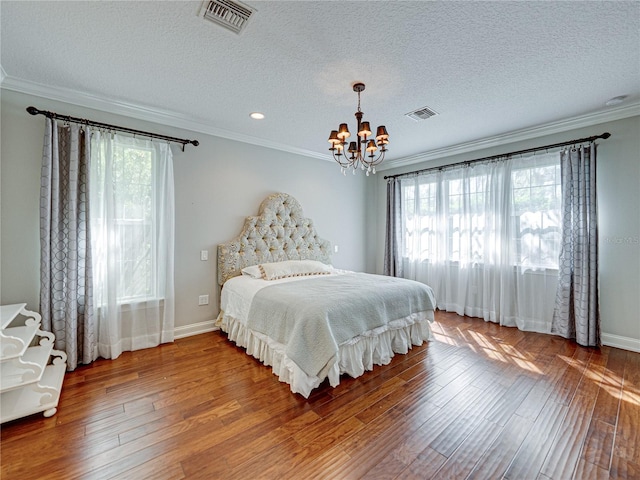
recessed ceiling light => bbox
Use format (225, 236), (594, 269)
(605, 95), (627, 107)
(250, 112), (265, 120)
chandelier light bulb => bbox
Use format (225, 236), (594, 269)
(337, 123), (350, 140)
(358, 121), (372, 138)
(376, 125), (389, 142)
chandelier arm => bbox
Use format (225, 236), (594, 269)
(361, 148), (386, 168)
(371, 150), (386, 165)
(350, 153), (360, 170)
(331, 150), (351, 168)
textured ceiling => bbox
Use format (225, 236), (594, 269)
(1, 1), (639, 168)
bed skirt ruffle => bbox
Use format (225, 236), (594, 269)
(215, 311), (434, 398)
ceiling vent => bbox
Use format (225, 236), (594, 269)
(201, 0), (255, 35)
(405, 106), (438, 122)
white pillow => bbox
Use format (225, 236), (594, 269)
(257, 260), (333, 280)
(241, 265), (263, 278)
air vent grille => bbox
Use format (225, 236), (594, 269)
(202, 0), (254, 34)
(405, 106), (438, 121)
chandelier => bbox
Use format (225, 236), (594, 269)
(327, 83), (389, 176)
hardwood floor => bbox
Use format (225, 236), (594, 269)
(2, 311), (639, 479)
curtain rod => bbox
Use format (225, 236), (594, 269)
(383, 132), (611, 180)
(26, 106), (199, 151)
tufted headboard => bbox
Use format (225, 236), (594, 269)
(217, 193), (332, 285)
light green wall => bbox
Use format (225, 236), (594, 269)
(373, 115), (640, 349)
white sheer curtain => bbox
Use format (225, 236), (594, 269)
(398, 152), (561, 333)
(90, 132), (175, 360)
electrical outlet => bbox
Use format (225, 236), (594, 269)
(200, 250), (208, 261)
(198, 295), (209, 305)
(334, 245), (339, 253)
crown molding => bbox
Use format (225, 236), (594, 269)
(0, 75), (330, 161)
(2, 74), (637, 167)
(379, 102), (640, 171)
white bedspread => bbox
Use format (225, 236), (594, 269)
(217, 272), (436, 397)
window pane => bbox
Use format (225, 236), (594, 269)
(512, 155), (561, 269)
(92, 140), (157, 303)
(114, 145), (154, 301)
(448, 177), (462, 262)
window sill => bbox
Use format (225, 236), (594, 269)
(97, 298), (165, 312)
(406, 259), (558, 275)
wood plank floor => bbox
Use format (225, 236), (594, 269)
(2, 311), (639, 479)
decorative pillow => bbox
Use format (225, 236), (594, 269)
(241, 265), (263, 278)
(257, 260), (333, 280)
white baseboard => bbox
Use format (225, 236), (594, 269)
(174, 319), (219, 339)
(601, 332), (640, 353)
(173, 321), (639, 353)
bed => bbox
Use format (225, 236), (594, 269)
(216, 193), (436, 398)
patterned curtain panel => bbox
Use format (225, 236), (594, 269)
(384, 178), (403, 277)
(552, 143), (600, 346)
(40, 119), (97, 370)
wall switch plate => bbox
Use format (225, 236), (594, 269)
(334, 245), (339, 253)
(200, 250), (208, 261)
(198, 295), (209, 305)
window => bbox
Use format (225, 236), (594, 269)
(91, 134), (173, 304)
(511, 159), (562, 269)
(401, 152), (561, 270)
(113, 143), (155, 301)
(402, 180), (438, 263)
(447, 174), (486, 264)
